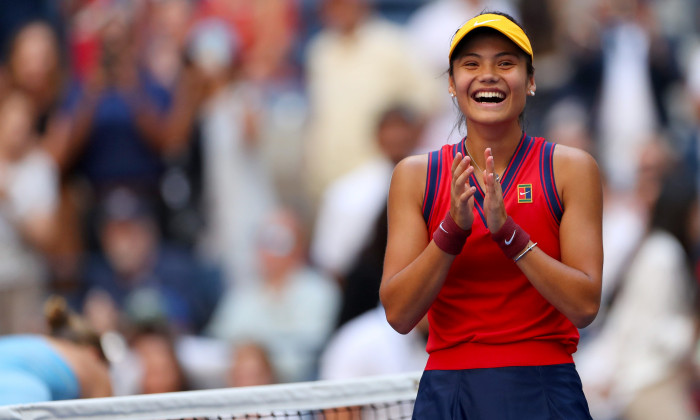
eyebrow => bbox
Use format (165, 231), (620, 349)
(461, 51), (521, 59)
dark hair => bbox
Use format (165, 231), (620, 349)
(650, 169), (698, 260)
(45, 295), (107, 361)
(649, 169), (699, 313)
(447, 11), (534, 136)
(375, 103), (420, 131)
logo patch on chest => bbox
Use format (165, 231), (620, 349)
(517, 184), (533, 203)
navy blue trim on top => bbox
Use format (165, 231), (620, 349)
(470, 174), (487, 225)
(423, 150), (442, 224)
(539, 141), (564, 223)
(466, 133), (532, 227)
(501, 133), (534, 197)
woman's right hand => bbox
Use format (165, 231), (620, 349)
(450, 152), (477, 230)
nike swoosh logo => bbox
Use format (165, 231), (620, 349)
(504, 230), (516, 245)
(439, 222), (448, 233)
(519, 192), (527, 196)
(473, 19), (499, 27)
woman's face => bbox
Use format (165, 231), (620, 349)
(448, 31), (534, 128)
(10, 23), (59, 91)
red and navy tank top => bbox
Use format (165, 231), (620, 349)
(422, 133), (579, 370)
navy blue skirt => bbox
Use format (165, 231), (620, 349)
(412, 364), (592, 420)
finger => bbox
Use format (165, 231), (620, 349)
(451, 152), (464, 174)
(459, 186), (477, 203)
(484, 172), (503, 198)
(485, 149), (495, 175)
(452, 155), (471, 190)
(454, 164), (474, 189)
(486, 172), (498, 191)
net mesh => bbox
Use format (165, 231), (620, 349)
(0, 372), (421, 420)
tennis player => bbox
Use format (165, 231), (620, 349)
(0, 296), (112, 405)
(379, 11), (602, 419)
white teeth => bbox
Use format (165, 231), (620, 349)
(475, 91), (505, 99)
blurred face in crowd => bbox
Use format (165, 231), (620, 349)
(449, 30), (534, 128)
(101, 218), (156, 278)
(257, 210), (303, 282)
(132, 333), (185, 394)
(376, 109), (422, 165)
(243, 0), (298, 81)
(634, 138), (673, 209)
(100, 13), (132, 56)
(227, 342), (276, 387)
(151, 0), (192, 46)
(9, 22), (60, 94)
(320, 0), (368, 34)
(98, 10), (136, 82)
(0, 92), (35, 161)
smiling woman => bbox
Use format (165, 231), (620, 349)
(379, 11), (603, 419)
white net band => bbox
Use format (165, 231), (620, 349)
(0, 371), (421, 420)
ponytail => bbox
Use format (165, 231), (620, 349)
(43, 295), (106, 361)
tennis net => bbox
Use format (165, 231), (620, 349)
(0, 371), (421, 420)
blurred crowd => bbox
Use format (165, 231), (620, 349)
(0, 0), (699, 418)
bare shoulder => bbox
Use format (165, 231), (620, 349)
(388, 153), (430, 215)
(552, 144), (599, 171)
(551, 144), (602, 204)
(47, 337), (112, 398)
(391, 153), (429, 193)
(394, 153), (429, 179)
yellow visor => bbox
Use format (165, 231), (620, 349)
(449, 13), (533, 62)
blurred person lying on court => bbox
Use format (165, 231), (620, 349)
(0, 295), (112, 405)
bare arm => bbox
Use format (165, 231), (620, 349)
(18, 213), (56, 255)
(135, 66), (206, 157)
(517, 146), (603, 327)
(48, 338), (113, 399)
(481, 146), (603, 328)
(83, 358), (113, 398)
(379, 153), (476, 334)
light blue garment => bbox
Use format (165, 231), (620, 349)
(0, 335), (80, 405)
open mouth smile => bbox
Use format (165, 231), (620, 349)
(472, 90), (506, 104)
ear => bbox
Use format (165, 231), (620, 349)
(448, 77), (456, 98)
(527, 76), (536, 96)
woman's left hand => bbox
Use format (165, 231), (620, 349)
(482, 148), (508, 232)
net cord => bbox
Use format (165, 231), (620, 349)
(0, 371), (422, 420)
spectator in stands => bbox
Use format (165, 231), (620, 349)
(311, 104), (424, 326)
(0, 21), (80, 297)
(319, 306), (428, 380)
(0, 1), (64, 69)
(238, 0), (309, 216)
(0, 295), (111, 405)
(683, 37), (700, 199)
(77, 186), (220, 335)
(128, 323), (189, 394)
(58, 2), (206, 253)
(140, 0), (207, 249)
(192, 16), (278, 289)
(595, 0), (681, 192)
(1, 21), (68, 147)
(303, 0), (439, 209)
(206, 207), (340, 383)
(576, 168), (699, 420)
(590, 136), (675, 337)
(59, 4), (166, 193)
(312, 105), (422, 280)
(0, 90), (59, 334)
(227, 341), (277, 387)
